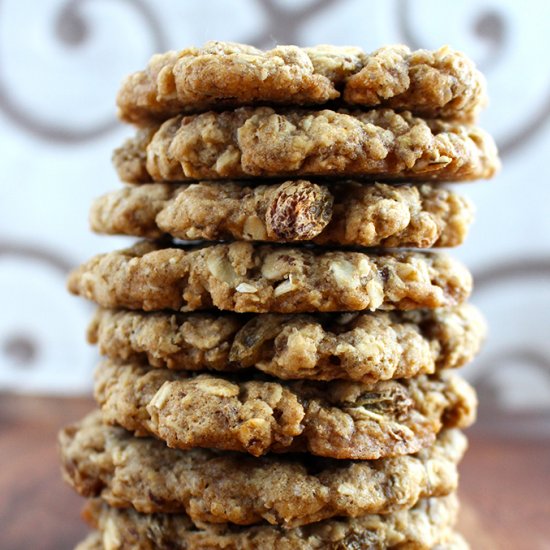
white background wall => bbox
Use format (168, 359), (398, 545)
(1, 0), (549, 429)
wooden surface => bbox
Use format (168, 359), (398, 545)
(0, 394), (549, 550)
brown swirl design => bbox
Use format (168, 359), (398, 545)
(245, 0), (341, 48)
(0, 0), (167, 142)
(0, 1), (548, 415)
(396, 0), (507, 71)
(0, 242), (74, 368)
(474, 258), (550, 289)
(2, 334), (37, 368)
(395, 0), (550, 158)
(471, 258), (550, 420)
(475, 346), (550, 435)
(0, 242), (73, 273)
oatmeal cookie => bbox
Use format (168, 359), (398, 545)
(68, 242), (472, 313)
(116, 41), (485, 124)
(76, 529), (468, 550)
(113, 108), (498, 183)
(90, 181), (473, 248)
(59, 411), (466, 527)
(77, 494), (460, 550)
(94, 360), (476, 459)
(88, 304), (485, 383)
(67, 242), (472, 313)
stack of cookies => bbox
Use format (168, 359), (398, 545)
(60, 42), (499, 549)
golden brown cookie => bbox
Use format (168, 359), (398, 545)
(78, 494), (460, 550)
(94, 360), (476, 459)
(116, 41), (486, 124)
(113, 108), (498, 184)
(76, 529), (469, 550)
(67, 241), (472, 313)
(90, 181), (474, 248)
(88, 304), (486, 383)
(59, 411), (466, 527)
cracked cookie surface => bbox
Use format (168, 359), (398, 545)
(113, 108), (499, 183)
(90, 181), (474, 248)
(94, 360), (476, 459)
(77, 494), (461, 550)
(117, 41), (486, 124)
(77, 529), (468, 550)
(68, 241), (472, 313)
(75, 529), (470, 550)
(88, 304), (485, 383)
(59, 411), (466, 527)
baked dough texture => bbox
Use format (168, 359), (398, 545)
(116, 41), (486, 125)
(77, 494), (462, 550)
(90, 181), (474, 248)
(59, 411), (467, 528)
(67, 241), (472, 313)
(87, 304), (486, 383)
(113, 108), (499, 183)
(94, 360), (476, 459)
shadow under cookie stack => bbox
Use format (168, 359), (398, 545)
(60, 42), (499, 549)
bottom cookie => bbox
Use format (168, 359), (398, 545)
(60, 412), (466, 528)
(76, 495), (466, 550)
(76, 531), (468, 550)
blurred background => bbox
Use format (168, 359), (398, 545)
(0, 1), (549, 548)
(2, 0), (549, 431)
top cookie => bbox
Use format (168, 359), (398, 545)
(117, 42), (486, 124)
